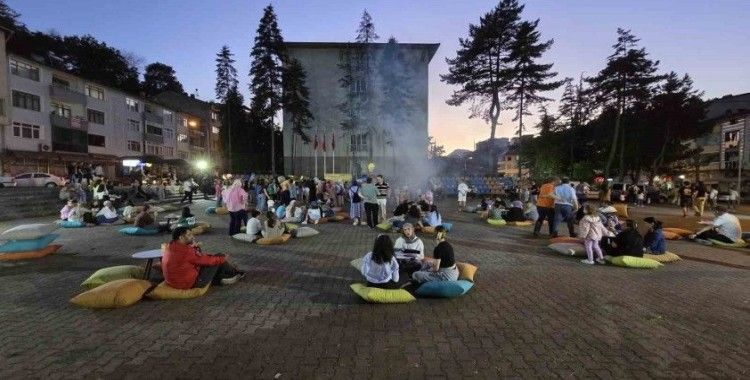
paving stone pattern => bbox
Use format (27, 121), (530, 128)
(0, 199), (748, 379)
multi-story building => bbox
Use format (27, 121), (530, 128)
(1, 50), (219, 179)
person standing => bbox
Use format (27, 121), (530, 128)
(457, 180), (469, 211)
(553, 177), (579, 238)
(577, 204), (608, 265)
(678, 181), (693, 217)
(375, 175), (390, 223)
(349, 180), (364, 226)
(360, 177), (380, 228)
(693, 181), (707, 217)
(708, 185), (719, 213)
(533, 177), (559, 237)
(223, 179), (248, 236)
(180, 177), (195, 204)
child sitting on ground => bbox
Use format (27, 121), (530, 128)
(577, 204), (609, 265)
(423, 205), (442, 227)
(643, 217), (667, 254)
(304, 201), (322, 225)
(262, 211), (285, 238)
(245, 209), (263, 238)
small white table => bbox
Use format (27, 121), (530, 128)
(132, 249), (163, 280)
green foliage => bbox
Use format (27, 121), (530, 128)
(142, 62), (185, 97)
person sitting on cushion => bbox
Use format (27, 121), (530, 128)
(488, 201), (505, 220)
(643, 218), (667, 254)
(60, 199), (76, 221)
(403, 205), (423, 229)
(175, 206), (197, 228)
(394, 223), (425, 274)
(423, 205), (442, 227)
(95, 200), (119, 224)
(600, 220), (644, 257)
(689, 205), (742, 244)
(304, 201), (322, 225)
(411, 226), (459, 284)
(361, 234), (400, 289)
(262, 211), (285, 238)
(122, 200), (138, 223)
(67, 201), (91, 224)
(245, 209), (263, 238)
(524, 201), (539, 222)
(134, 204), (169, 232)
(503, 200), (526, 222)
(392, 199), (412, 217)
(598, 204), (622, 235)
(163, 227), (244, 289)
(318, 195), (335, 217)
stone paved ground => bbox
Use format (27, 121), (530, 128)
(1, 199), (748, 379)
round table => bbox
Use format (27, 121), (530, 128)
(132, 249), (163, 280)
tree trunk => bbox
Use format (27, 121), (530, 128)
(618, 122), (626, 181)
(651, 127), (670, 175)
(604, 108), (622, 178)
(227, 101), (232, 173)
(517, 91), (524, 178)
(488, 92), (500, 175)
(270, 117), (276, 176)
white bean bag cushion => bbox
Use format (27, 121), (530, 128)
(294, 227), (319, 238)
(1, 223), (58, 240)
(548, 242), (586, 256)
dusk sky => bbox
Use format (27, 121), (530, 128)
(9, 0), (750, 153)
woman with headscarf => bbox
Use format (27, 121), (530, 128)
(223, 179), (248, 236)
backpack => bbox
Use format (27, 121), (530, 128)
(351, 185), (362, 203)
(267, 183), (277, 195)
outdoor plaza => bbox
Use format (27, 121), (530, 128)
(1, 198), (748, 379)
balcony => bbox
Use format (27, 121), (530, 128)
(189, 137), (206, 148)
(49, 84), (87, 105)
(50, 113), (88, 131)
(145, 133), (164, 144)
(143, 111), (164, 124)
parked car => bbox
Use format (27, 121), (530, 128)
(0, 174), (16, 188)
(13, 172), (66, 187)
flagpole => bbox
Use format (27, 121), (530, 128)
(314, 129), (318, 179)
(332, 133), (336, 174)
(323, 132), (327, 177)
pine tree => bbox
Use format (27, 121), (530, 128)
(220, 86), (248, 172)
(215, 46), (238, 101)
(250, 4), (285, 175)
(535, 105), (557, 137)
(356, 10), (379, 43)
(283, 58), (314, 174)
(0, 0), (22, 30)
(587, 28), (664, 178)
(442, 0), (524, 173)
(505, 19), (563, 177)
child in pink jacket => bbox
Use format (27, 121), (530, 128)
(577, 204), (610, 265)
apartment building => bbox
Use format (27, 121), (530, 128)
(1, 50), (219, 178)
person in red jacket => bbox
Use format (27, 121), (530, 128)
(163, 226), (244, 289)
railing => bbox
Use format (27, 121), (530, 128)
(143, 111), (164, 124)
(49, 84), (87, 104)
(145, 133), (164, 144)
(50, 113), (88, 131)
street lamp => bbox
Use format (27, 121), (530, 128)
(195, 160), (209, 171)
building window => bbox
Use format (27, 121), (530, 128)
(52, 76), (70, 87)
(182, 117), (188, 127)
(350, 133), (369, 152)
(178, 151), (189, 159)
(51, 102), (72, 117)
(350, 78), (367, 94)
(722, 129), (742, 170)
(177, 133), (188, 142)
(146, 125), (163, 136)
(145, 143), (163, 155)
(87, 134), (106, 147)
(211, 111), (219, 121)
(128, 140), (141, 152)
(10, 58), (40, 81)
(163, 110), (173, 123)
(212, 126), (220, 134)
(163, 146), (174, 156)
(87, 109), (105, 124)
(126, 98), (139, 112)
(128, 119), (141, 132)
(12, 121), (41, 139)
(163, 128), (174, 140)
(85, 85), (104, 100)
(11, 90), (41, 111)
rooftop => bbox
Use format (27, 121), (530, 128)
(284, 41), (440, 62)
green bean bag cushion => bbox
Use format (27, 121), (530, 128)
(548, 242), (586, 256)
(415, 280), (474, 298)
(294, 226), (319, 238)
(709, 239), (748, 248)
(487, 218), (506, 226)
(205, 206), (217, 214)
(81, 265), (145, 289)
(59, 220), (86, 228)
(119, 227), (158, 236)
(506, 221), (532, 226)
(349, 283), (416, 303)
(376, 221), (393, 231)
(146, 281), (210, 300)
(285, 223), (299, 231)
(643, 251), (681, 263)
(441, 222), (453, 232)
(663, 228), (692, 237)
(0, 234), (58, 253)
(610, 255), (663, 269)
(1, 223), (58, 240)
(70, 279), (152, 309)
(457, 262), (478, 282)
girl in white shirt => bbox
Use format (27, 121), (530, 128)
(245, 209), (263, 237)
(95, 200), (119, 224)
(361, 235), (400, 289)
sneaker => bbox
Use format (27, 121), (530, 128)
(352, 220), (359, 226)
(221, 274), (242, 285)
(302, 220), (308, 225)
(595, 258), (606, 265)
(580, 259), (595, 265)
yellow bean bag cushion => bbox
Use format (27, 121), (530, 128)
(376, 222), (393, 231)
(0, 244), (61, 261)
(257, 234), (292, 245)
(507, 221), (532, 226)
(613, 203), (629, 218)
(70, 279), (153, 309)
(145, 281), (210, 300)
(487, 218), (506, 226)
(80, 265), (145, 289)
(663, 228), (692, 237)
(419, 226), (437, 235)
(643, 252), (681, 263)
(349, 283), (416, 303)
(609, 255), (663, 269)
(662, 231), (682, 240)
(550, 236), (583, 245)
(285, 223), (299, 231)
(709, 239), (748, 248)
(189, 223), (211, 236)
(215, 207), (229, 215)
(457, 262), (478, 282)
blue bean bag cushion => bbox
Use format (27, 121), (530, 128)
(415, 280), (474, 298)
(59, 220), (86, 228)
(119, 227), (158, 236)
(205, 207), (217, 215)
(441, 222), (453, 232)
(275, 206), (286, 219)
(0, 234), (58, 253)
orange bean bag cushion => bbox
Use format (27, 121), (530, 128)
(419, 226), (437, 235)
(663, 228), (692, 237)
(256, 234), (292, 245)
(0, 244), (62, 261)
(550, 236), (583, 244)
(662, 231), (682, 240)
(613, 203), (629, 218)
(335, 212), (350, 220)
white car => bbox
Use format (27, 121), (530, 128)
(13, 172), (66, 188)
(0, 174), (16, 187)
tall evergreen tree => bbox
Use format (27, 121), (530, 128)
(283, 58), (314, 174)
(535, 105), (557, 137)
(215, 46), (238, 101)
(250, 4), (285, 175)
(442, 0), (524, 173)
(505, 19), (563, 177)
(220, 86), (248, 172)
(142, 62), (185, 97)
(215, 46), (240, 170)
(587, 28), (664, 178)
